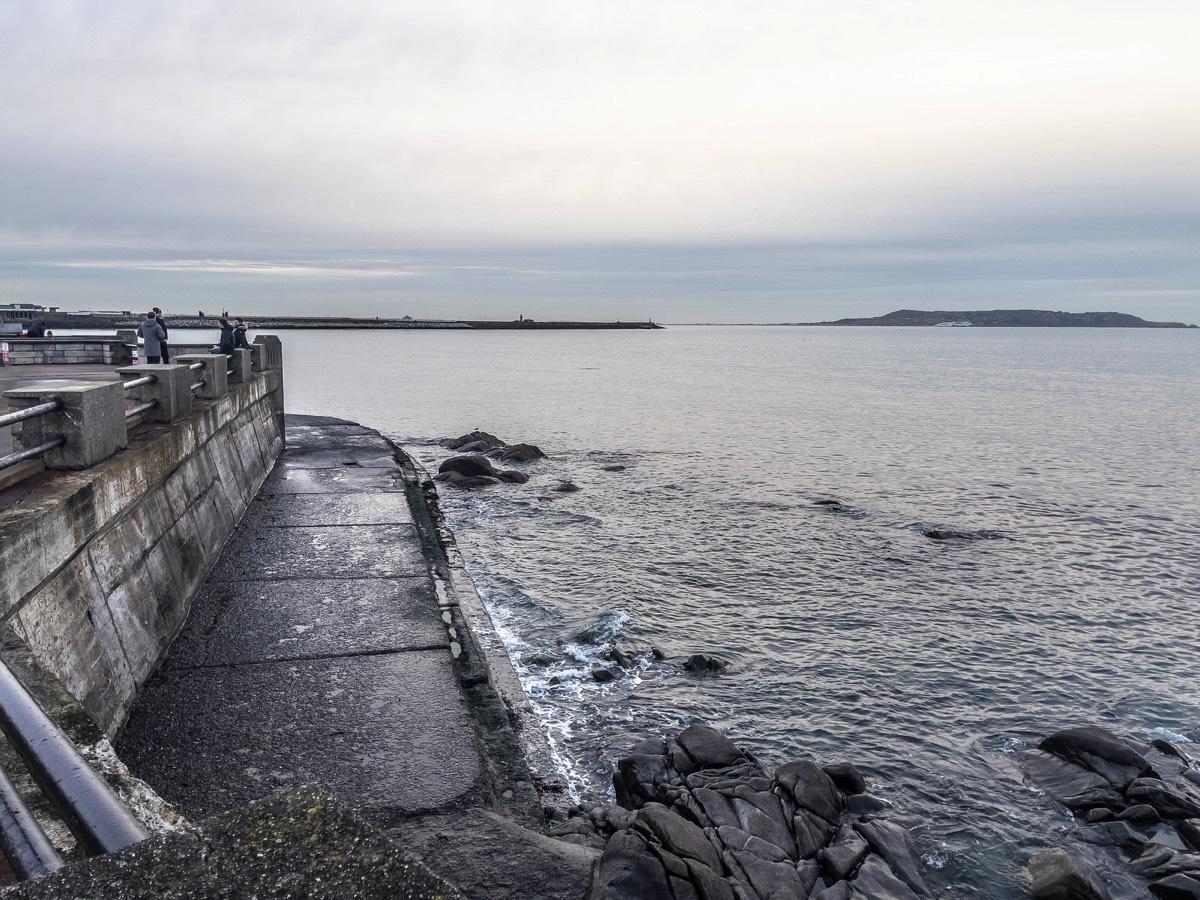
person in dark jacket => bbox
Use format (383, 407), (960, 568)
(138, 312), (167, 363)
(233, 318), (250, 350)
(152, 307), (170, 363)
(217, 318), (236, 355)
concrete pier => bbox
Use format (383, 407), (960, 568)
(86, 415), (595, 898)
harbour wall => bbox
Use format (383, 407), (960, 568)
(0, 358), (284, 736)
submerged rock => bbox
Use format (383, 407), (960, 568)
(682, 654), (728, 676)
(445, 430), (505, 451)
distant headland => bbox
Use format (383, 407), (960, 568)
(805, 309), (1197, 328)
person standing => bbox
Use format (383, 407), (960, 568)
(217, 318), (235, 355)
(138, 311), (167, 363)
(153, 307), (170, 363)
(233, 318), (250, 349)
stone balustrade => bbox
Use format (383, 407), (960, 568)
(2, 336), (282, 473)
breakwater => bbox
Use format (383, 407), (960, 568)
(0, 338), (284, 733)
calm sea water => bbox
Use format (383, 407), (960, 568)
(274, 325), (1197, 897)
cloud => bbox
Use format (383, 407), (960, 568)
(0, 2), (1197, 320)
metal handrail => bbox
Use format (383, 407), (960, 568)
(0, 437), (66, 473)
(0, 766), (63, 879)
(124, 400), (157, 420)
(122, 375), (155, 391)
(190, 380), (205, 392)
(187, 362), (204, 371)
(0, 660), (147, 858)
(0, 400), (63, 430)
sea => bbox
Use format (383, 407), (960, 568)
(220, 324), (1200, 895)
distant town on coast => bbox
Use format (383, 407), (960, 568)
(0, 303), (1195, 331)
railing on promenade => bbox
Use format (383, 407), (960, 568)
(0, 336), (281, 481)
(0, 334), (283, 879)
(0, 660), (147, 880)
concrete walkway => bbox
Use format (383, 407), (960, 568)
(112, 415), (595, 898)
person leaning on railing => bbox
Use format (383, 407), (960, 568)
(233, 318), (250, 350)
(216, 318), (235, 355)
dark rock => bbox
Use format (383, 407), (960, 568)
(1120, 805), (1163, 824)
(816, 881), (854, 900)
(650, 647), (667, 661)
(797, 859), (821, 894)
(921, 528), (986, 540)
(669, 875), (700, 900)
(683, 654), (729, 675)
(792, 811), (835, 859)
(848, 854), (923, 899)
(629, 737), (668, 757)
(1128, 778), (1200, 819)
(1023, 750), (1126, 810)
(592, 667), (619, 683)
(607, 646), (639, 669)
(1084, 808), (1116, 823)
(813, 499), (842, 506)
(823, 762), (867, 796)
(592, 844), (672, 900)
(554, 481), (581, 492)
(853, 819), (929, 896)
(1147, 749), (1187, 784)
(1078, 821), (1150, 852)
(439, 455), (500, 477)
(435, 472), (503, 488)
(676, 726), (746, 770)
(693, 789), (740, 831)
(525, 653), (559, 668)
(821, 826), (870, 882)
(495, 443), (546, 463)
(1130, 846), (1178, 878)
(446, 431), (505, 450)
(548, 676), (561, 685)
(1041, 726), (1150, 790)
(845, 794), (891, 816)
(602, 465), (626, 472)
(496, 469), (529, 484)
(738, 855), (809, 899)
(727, 796), (796, 859)
(683, 858), (736, 900)
(1026, 848), (1112, 900)
(549, 818), (598, 837)
(1178, 820), (1200, 853)
(608, 807), (637, 832)
(615, 755), (674, 809)
(716, 825), (790, 863)
(1151, 874), (1200, 898)
(775, 760), (842, 825)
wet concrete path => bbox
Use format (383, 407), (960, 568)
(117, 415), (490, 824)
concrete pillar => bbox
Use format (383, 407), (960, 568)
(252, 335), (283, 371)
(227, 348), (252, 384)
(117, 364), (193, 423)
(2, 381), (127, 469)
(113, 330), (138, 366)
(173, 354), (228, 400)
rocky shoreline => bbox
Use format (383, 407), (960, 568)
(421, 428), (1200, 898)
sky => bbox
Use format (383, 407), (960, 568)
(2, 1), (1198, 324)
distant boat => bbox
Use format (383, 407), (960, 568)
(934, 321), (974, 327)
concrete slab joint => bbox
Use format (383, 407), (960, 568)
(118, 364), (194, 423)
(173, 355), (228, 400)
(2, 380), (127, 469)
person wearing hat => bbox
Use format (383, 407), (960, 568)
(153, 307), (170, 363)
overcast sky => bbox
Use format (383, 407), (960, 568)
(2, 1), (1197, 323)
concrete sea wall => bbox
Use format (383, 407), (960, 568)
(0, 369), (284, 735)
